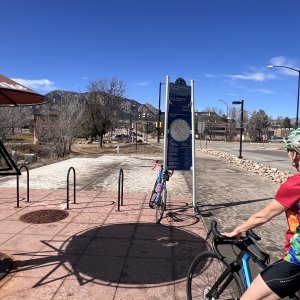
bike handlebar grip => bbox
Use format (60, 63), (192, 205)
(211, 220), (222, 238)
(152, 160), (162, 170)
(211, 220), (236, 240)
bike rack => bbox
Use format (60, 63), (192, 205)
(16, 165), (29, 208)
(117, 168), (124, 211)
(67, 167), (76, 210)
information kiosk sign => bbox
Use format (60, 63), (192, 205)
(167, 78), (192, 170)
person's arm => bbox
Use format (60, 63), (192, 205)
(223, 199), (286, 238)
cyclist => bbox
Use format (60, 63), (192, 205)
(223, 128), (300, 300)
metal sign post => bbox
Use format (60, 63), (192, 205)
(163, 76), (170, 174)
(191, 80), (196, 210)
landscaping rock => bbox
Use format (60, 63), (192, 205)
(197, 148), (291, 184)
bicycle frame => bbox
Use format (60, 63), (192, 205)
(155, 167), (164, 204)
(240, 252), (267, 288)
(213, 241), (300, 300)
(204, 249), (267, 299)
(154, 164), (173, 205)
(149, 161), (173, 223)
(187, 220), (299, 300)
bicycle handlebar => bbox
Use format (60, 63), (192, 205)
(152, 160), (163, 170)
(152, 161), (174, 178)
(209, 220), (261, 242)
(209, 220), (270, 264)
(246, 229), (261, 241)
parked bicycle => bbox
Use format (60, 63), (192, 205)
(186, 220), (299, 300)
(149, 161), (173, 224)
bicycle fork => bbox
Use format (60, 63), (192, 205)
(206, 260), (242, 299)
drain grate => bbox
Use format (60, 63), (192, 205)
(20, 209), (69, 224)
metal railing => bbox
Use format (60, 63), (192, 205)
(67, 167), (76, 209)
(16, 165), (29, 208)
(117, 168), (124, 211)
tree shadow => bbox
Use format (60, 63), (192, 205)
(10, 222), (208, 288)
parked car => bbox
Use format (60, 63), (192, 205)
(268, 136), (284, 143)
(111, 134), (129, 142)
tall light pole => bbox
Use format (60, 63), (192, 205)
(218, 99), (229, 141)
(267, 65), (300, 128)
(232, 100), (244, 159)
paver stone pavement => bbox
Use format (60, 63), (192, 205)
(0, 151), (292, 299)
(0, 155), (205, 300)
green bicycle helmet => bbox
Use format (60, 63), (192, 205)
(284, 128), (300, 153)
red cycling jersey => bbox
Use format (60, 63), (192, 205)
(275, 173), (300, 264)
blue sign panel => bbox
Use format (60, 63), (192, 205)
(167, 78), (192, 170)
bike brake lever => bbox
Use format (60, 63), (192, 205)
(246, 230), (261, 241)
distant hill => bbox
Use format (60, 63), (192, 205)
(39, 90), (158, 122)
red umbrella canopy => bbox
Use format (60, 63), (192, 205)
(0, 74), (47, 106)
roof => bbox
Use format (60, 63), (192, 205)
(0, 74), (47, 106)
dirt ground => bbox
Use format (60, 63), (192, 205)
(71, 138), (163, 156)
(5, 137), (163, 171)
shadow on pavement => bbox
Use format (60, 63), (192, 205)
(11, 222), (208, 288)
(197, 197), (272, 215)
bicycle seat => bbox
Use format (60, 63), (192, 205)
(244, 238), (270, 263)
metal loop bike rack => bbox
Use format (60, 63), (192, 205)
(17, 165), (29, 208)
(67, 167), (76, 210)
(117, 168), (124, 211)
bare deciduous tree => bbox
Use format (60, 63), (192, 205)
(35, 95), (84, 157)
(0, 106), (32, 142)
(85, 78), (126, 147)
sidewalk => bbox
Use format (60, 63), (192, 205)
(0, 151), (289, 299)
(0, 155), (206, 300)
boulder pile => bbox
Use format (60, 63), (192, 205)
(198, 148), (291, 184)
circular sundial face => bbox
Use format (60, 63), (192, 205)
(170, 118), (190, 142)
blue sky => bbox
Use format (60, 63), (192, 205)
(1, 0), (300, 119)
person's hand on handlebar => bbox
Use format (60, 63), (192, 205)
(221, 228), (242, 240)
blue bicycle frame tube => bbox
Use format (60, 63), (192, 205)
(242, 253), (252, 288)
(155, 170), (164, 203)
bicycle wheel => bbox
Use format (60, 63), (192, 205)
(155, 183), (167, 224)
(187, 251), (243, 300)
(149, 180), (158, 208)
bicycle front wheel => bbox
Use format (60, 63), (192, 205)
(187, 251), (243, 300)
(155, 184), (167, 224)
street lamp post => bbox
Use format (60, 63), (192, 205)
(267, 65), (300, 128)
(136, 121), (138, 150)
(232, 100), (244, 159)
(218, 99), (229, 141)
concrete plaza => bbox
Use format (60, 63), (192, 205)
(0, 149), (290, 299)
(0, 155), (203, 300)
